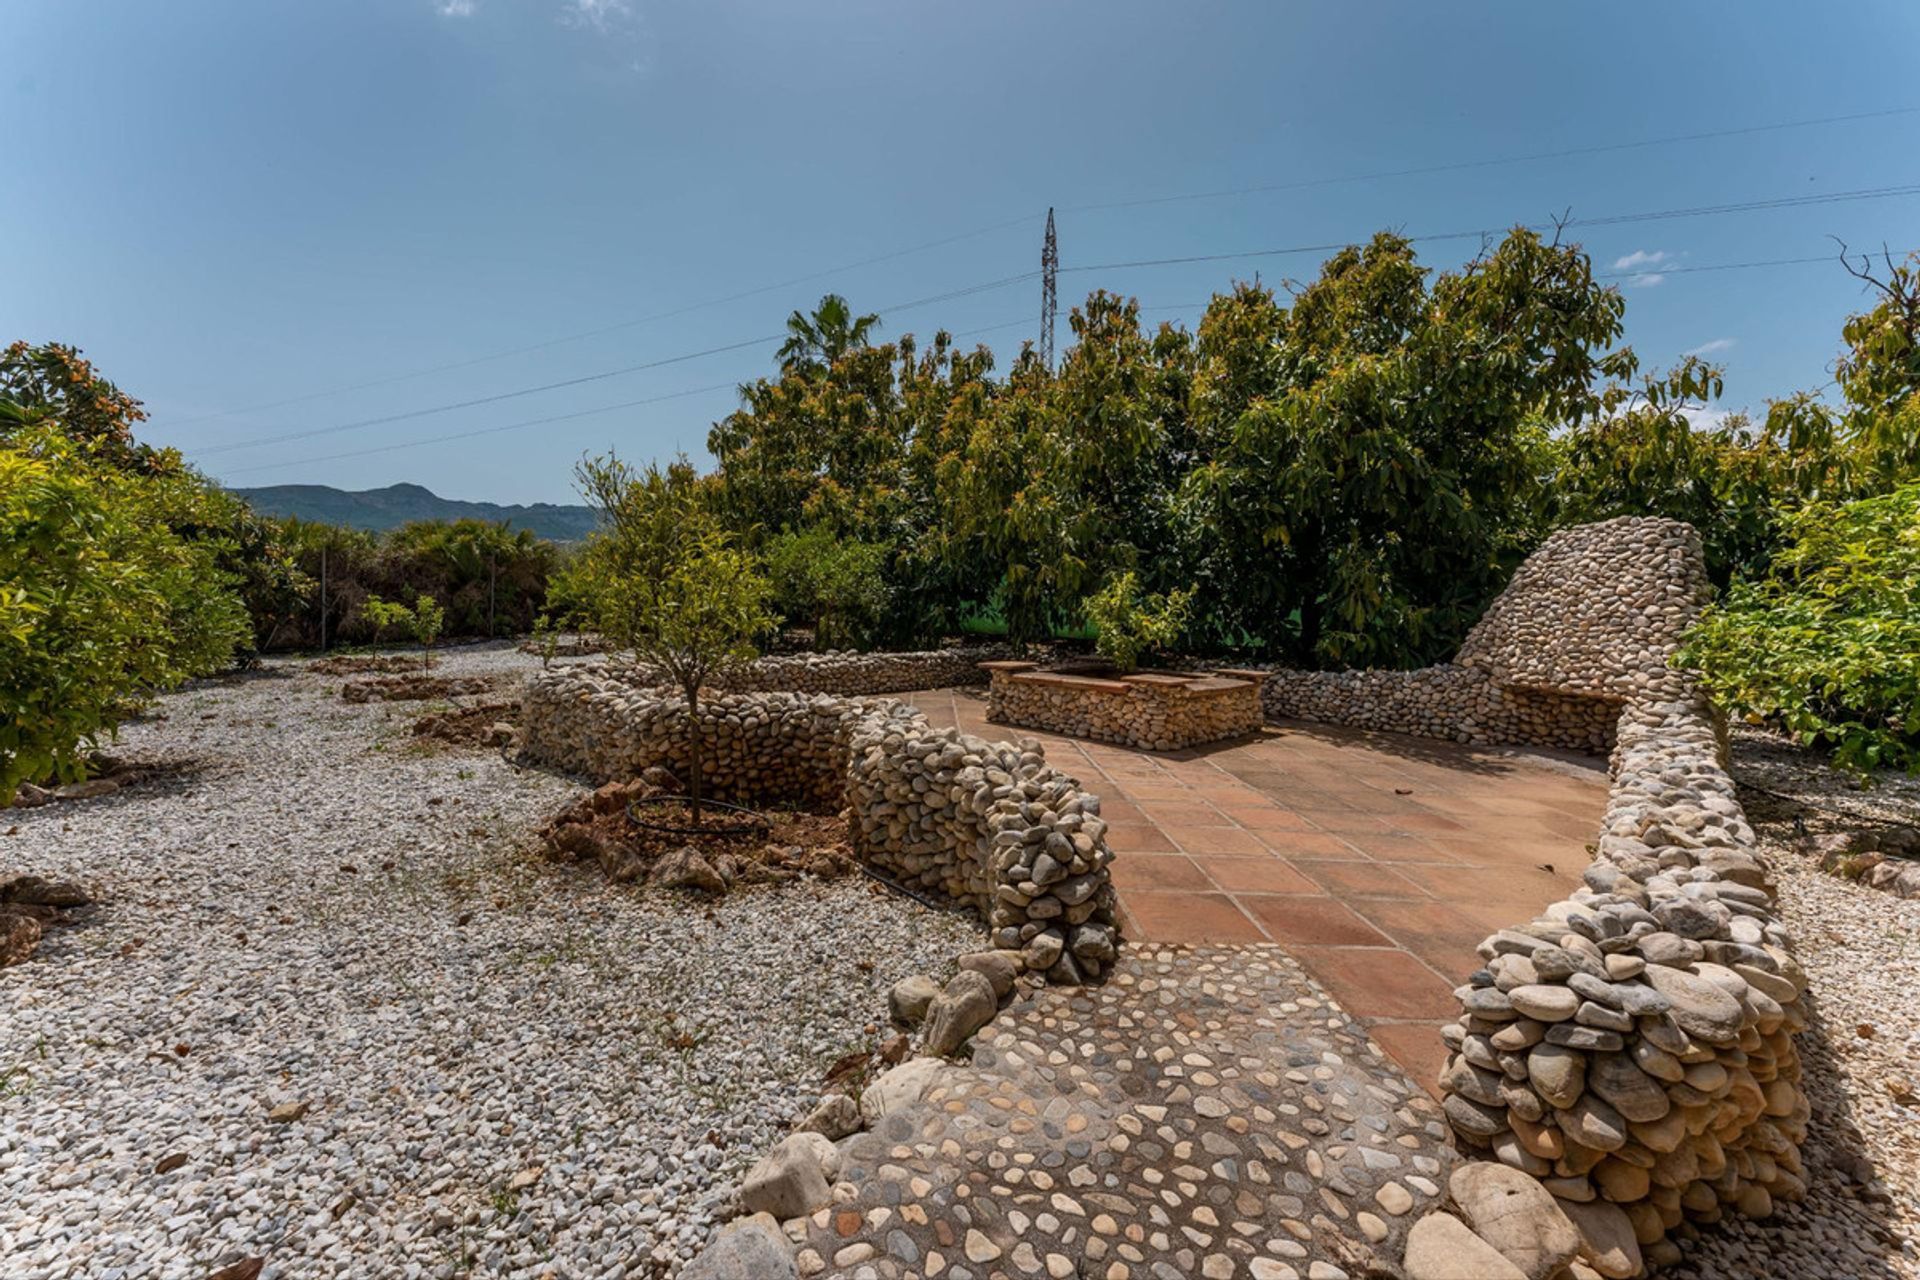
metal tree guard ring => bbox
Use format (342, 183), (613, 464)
(626, 794), (771, 838)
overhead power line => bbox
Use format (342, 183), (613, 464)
(196, 181), (1919, 466)
(163, 105), (1909, 432)
(1062, 105), (1920, 214)
(193, 271), (1040, 458)
(218, 381), (743, 479)
(224, 245), (1899, 482)
(163, 213), (1044, 431)
(1063, 183), (1920, 276)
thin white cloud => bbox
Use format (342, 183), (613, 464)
(1680, 405), (1732, 431)
(1613, 249), (1671, 271)
(1627, 273), (1666, 288)
(1685, 338), (1737, 356)
(563, 0), (633, 31)
(436, 0), (476, 16)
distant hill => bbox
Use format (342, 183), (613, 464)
(231, 482), (599, 543)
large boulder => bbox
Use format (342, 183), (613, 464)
(1558, 1198), (1643, 1279)
(920, 969), (998, 1057)
(859, 1056), (946, 1125)
(1448, 1163), (1582, 1280)
(738, 1133), (836, 1220)
(887, 974), (942, 1026)
(682, 1213), (797, 1280)
(1403, 1212), (1527, 1280)
(795, 1092), (862, 1141)
(0, 912), (41, 968)
(0, 875), (93, 908)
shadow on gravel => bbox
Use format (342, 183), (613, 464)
(1662, 786), (1912, 1279)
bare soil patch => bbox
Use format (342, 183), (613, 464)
(539, 776), (856, 889)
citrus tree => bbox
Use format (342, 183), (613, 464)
(573, 454), (778, 821)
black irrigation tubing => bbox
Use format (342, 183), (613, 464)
(858, 863), (976, 916)
(626, 794), (771, 837)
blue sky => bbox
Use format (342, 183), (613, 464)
(5, 0), (1918, 505)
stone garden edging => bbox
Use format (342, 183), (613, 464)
(623, 645), (1009, 697)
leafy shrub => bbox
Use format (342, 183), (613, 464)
(1085, 570), (1193, 672)
(1680, 482), (1920, 773)
(763, 525), (890, 650)
(1, 428), (248, 800)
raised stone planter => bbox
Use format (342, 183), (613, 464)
(622, 645), (1006, 697)
(982, 660), (1263, 751)
(518, 666), (1120, 985)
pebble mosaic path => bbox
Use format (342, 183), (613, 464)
(790, 946), (1455, 1280)
(902, 688), (1608, 1088)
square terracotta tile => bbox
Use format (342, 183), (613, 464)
(1366, 1020), (1453, 1094)
(1289, 946), (1460, 1020)
(1102, 823), (1178, 854)
(1238, 895), (1393, 947)
(1295, 860), (1429, 900)
(1117, 890), (1266, 944)
(1261, 831), (1366, 860)
(1138, 801), (1227, 828)
(1346, 897), (1499, 983)
(1171, 826), (1269, 856)
(1339, 833), (1469, 865)
(1200, 857), (1321, 895)
(1110, 853), (1214, 892)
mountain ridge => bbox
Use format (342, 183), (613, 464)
(230, 482), (598, 542)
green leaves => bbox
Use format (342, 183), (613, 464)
(1086, 571), (1193, 672)
(1681, 482), (1920, 775)
(1, 426), (249, 801)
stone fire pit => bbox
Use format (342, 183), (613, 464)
(981, 660), (1264, 751)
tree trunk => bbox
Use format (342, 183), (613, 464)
(685, 680), (703, 824)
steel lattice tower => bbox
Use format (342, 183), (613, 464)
(1039, 207), (1058, 371)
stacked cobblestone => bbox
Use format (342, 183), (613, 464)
(1262, 518), (1711, 755)
(623, 646), (1005, 697)
(984, 663), (1264, 751)
(1261, 664), (1619, 753)
(518, 665), (1119, 984)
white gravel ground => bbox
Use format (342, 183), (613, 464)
(1670, 736), (1920, 1280)
(0, 644), (980, 1279)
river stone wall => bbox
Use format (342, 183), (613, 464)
(621, 646), (1006, 697)
(519, 665), (1119, 984)
(985, 665), (1264, 751)
(1259, 518), (1711, 756)
(1260, 663), (1620, 753)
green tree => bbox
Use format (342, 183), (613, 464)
(763, 525), (891, 650)
(1183, 229), (1630, 667)
(778, 294), (880, 374)
(1681, 481), (1920, 773)
(572, 453), (778, 820)
(1, 427), (248, 800)
(363, 592), (445, 669)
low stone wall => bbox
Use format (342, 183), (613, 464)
(623, 646), (1006, 697)
(518, 665), (1119, 984)
(1419, 682), (1808, 1277)
(984, 663), (1264, 751)
(1260, 662), (1622, 754)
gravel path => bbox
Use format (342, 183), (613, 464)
(0, 645), (979, 1279)
(1669, 733), (1920, 1280)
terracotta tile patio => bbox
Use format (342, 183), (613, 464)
(903, 685), (1610, 1090)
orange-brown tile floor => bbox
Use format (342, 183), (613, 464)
(903, 686), (1610, 1089)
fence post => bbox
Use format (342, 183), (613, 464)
(319, 546), (329, 651)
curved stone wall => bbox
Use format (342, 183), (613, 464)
(518, 665), (1120, 984)
(1246, 516), (1811, 1276)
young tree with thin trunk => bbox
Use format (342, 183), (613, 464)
(574, 454), (778, 822)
